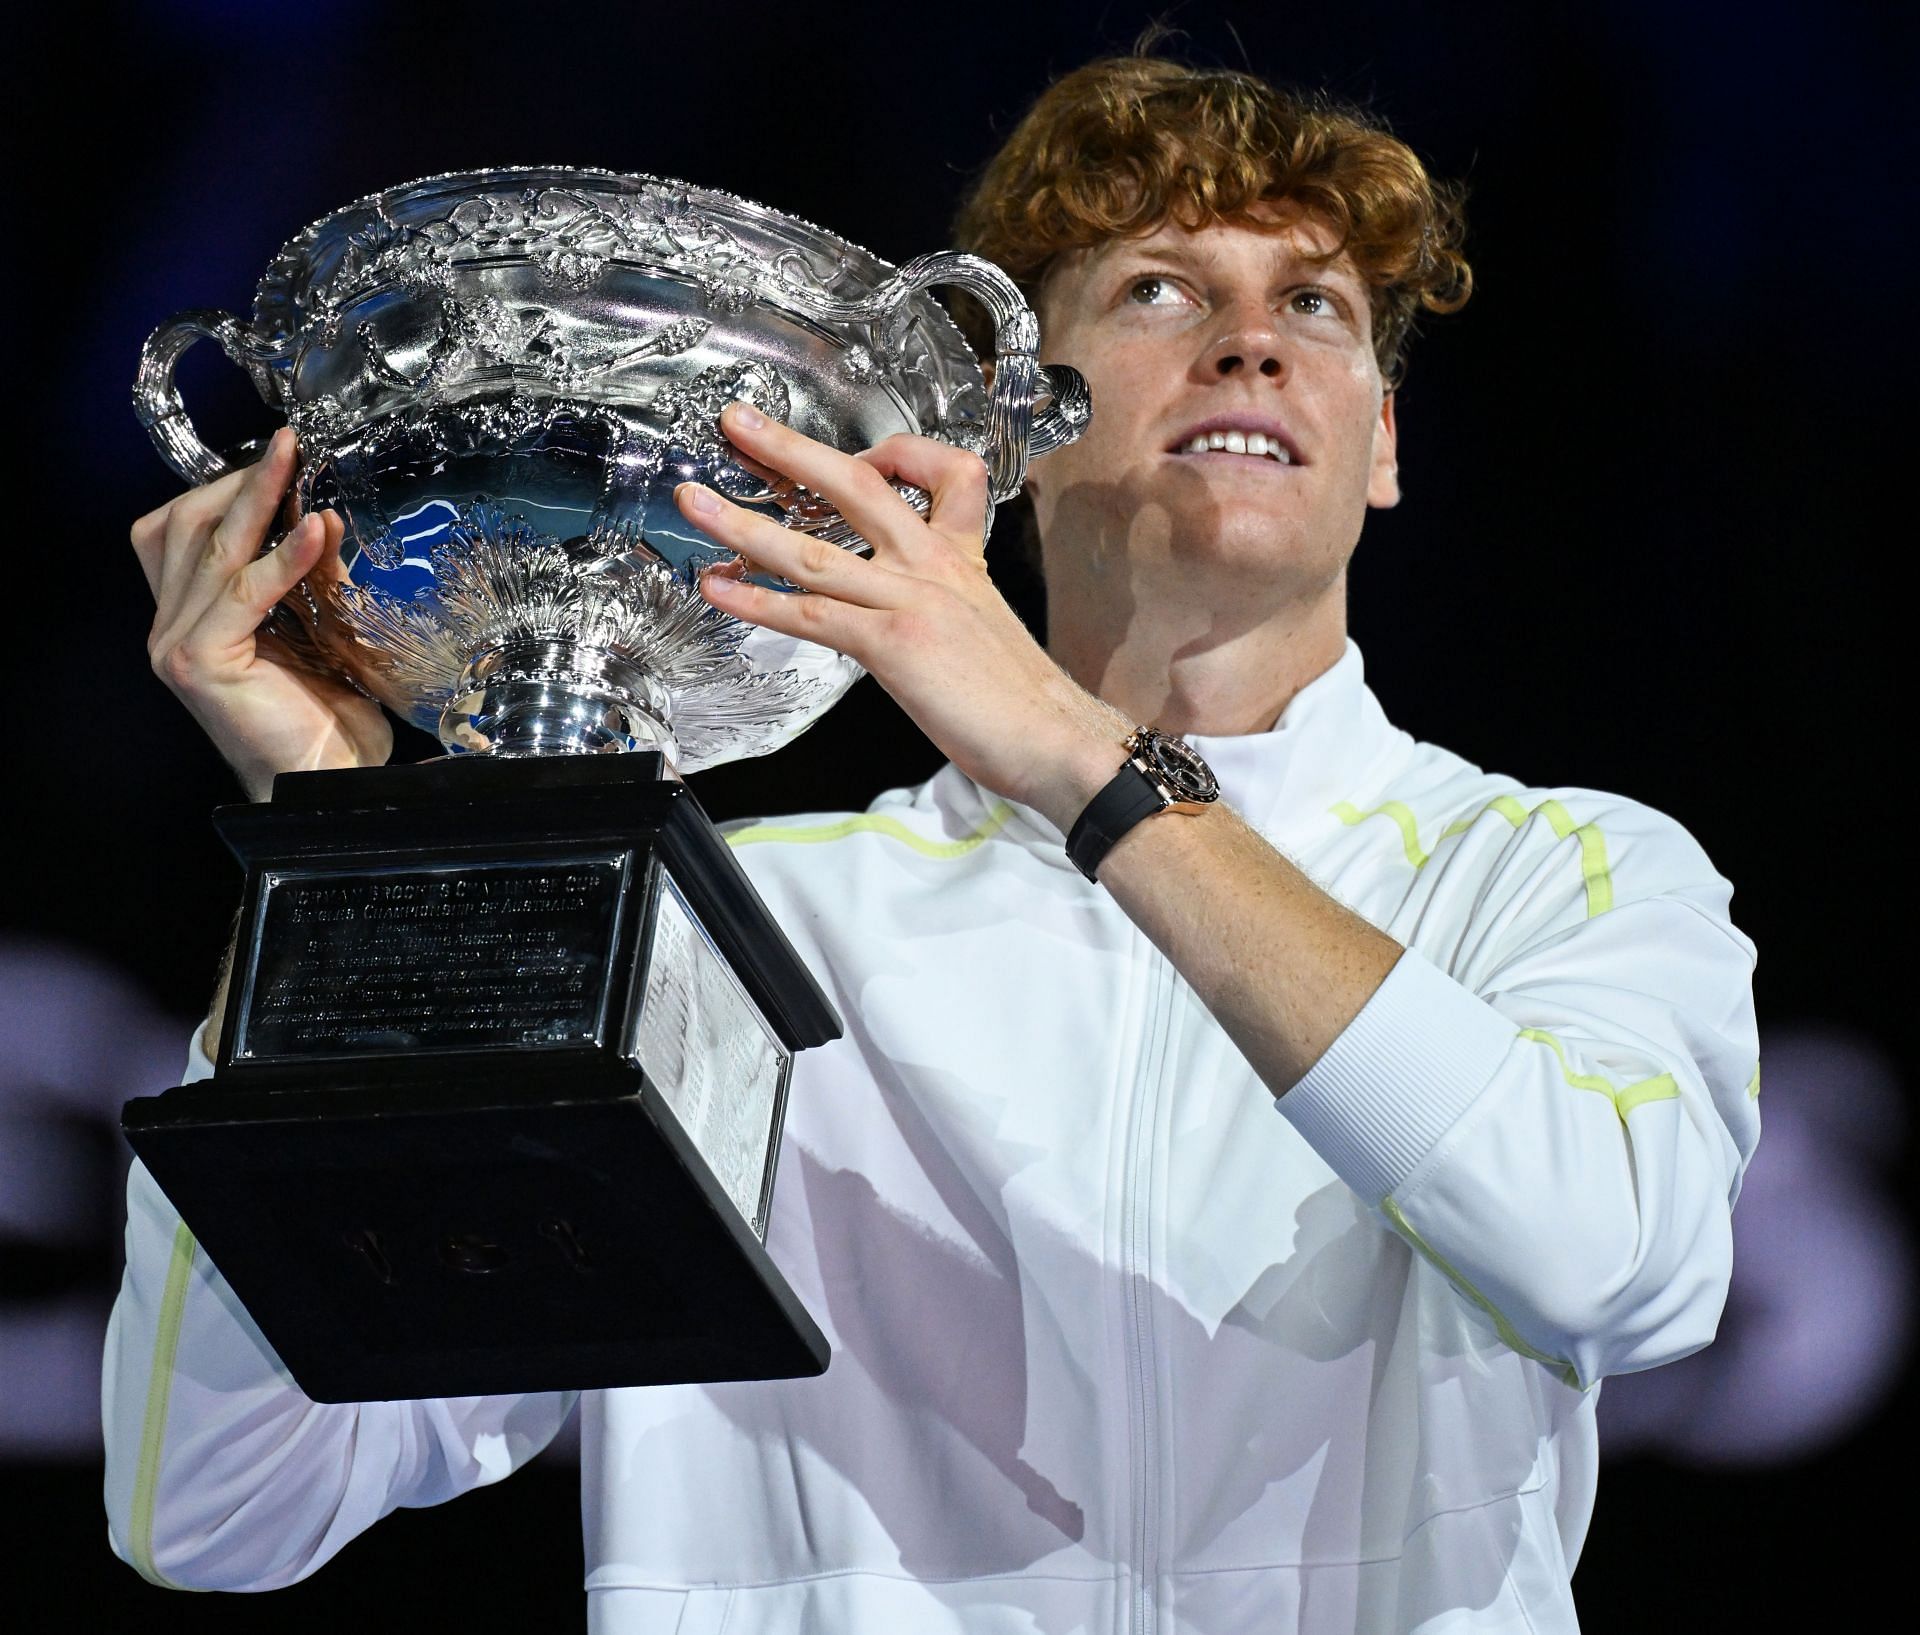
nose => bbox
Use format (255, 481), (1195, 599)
(1202, 306), (1285, 380)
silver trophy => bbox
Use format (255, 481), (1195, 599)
(133, 165), (1089, 767)
(121, 168), (1090, 1402)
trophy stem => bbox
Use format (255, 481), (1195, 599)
(441, 639), (678, 761)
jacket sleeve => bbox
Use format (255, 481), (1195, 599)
(101, 1030), (576, 1590)
(1277, 790), (1760, 1390)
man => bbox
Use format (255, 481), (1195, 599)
(106, 55), (1759, 1634)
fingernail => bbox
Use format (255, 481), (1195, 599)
(727, 402), (766, 430)
(679, 482), (721, 517)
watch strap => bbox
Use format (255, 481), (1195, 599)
(1065, 759), (1167, 881)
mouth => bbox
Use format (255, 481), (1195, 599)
(1165, 420), (1303, 466)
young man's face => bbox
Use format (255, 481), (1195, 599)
(1027, 204), (1399, 600)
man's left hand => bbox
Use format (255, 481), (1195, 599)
(677, 402), (1122, 826)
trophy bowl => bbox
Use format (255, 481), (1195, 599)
(133, 166), (1091, 771)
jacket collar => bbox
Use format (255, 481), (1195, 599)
(948, 638), (1405, 870)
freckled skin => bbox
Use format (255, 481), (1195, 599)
(1027, 207), (1401, 734)
(1032, 209), (1399, 566)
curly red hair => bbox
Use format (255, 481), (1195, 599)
(952, 54), (1472, 386)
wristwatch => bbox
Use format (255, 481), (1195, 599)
(1065, 726), (1221, 881)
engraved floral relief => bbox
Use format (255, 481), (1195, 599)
(649, 361), (792, 455)
(838, 345), (881, 384)
(302, 304), (717, 457)
(320, 503), (848, 770)
(290, 393), (351, 446)
(145, 169), (1056, 773)
(309, 183), (766, 322)
(263, 176), (992, 486)
(533, 247), (608, 290)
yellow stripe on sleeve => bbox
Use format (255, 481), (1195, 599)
(1382, 1196), (1585, 1390)
(1329, 799), (1429, 867)
(1332, 793), (1615, 918)
(129, 1221), (204, 1591)
(1517, 1027), (1681, 1123)
(726, 801), (1014, 861)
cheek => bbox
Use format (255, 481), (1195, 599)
(1074, 346), (1166, 451)
(1032, 349), (1142, 478)
(1329, 365), (1386, 465)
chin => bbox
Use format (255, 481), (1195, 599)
(1033, 461), (1355, 590)
(1172, 515), (1323, 576)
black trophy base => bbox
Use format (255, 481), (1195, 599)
(120, 753), (839, 1403)
(124, 1072), (826, 1402)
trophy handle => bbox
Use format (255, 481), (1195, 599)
(773, 252), (1091, 504)
(1025, 362), (1094, 461)
(134, 309), (294, 486)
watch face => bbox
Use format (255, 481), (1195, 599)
(1135, 730), (1220, 803)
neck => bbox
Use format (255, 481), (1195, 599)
(1043, 556), (1350, 738)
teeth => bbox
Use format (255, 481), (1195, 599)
(1180, 430), (1295, 462)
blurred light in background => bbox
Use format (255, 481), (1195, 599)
(1598, 1028), (1912, 1464)
(0, 944), (191, 1453)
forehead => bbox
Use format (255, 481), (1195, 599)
(1037, 205), (1364, 319)
(1092, 205), (1351, 276)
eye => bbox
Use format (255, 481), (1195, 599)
(1289, 287), (1341, 318)
(1126, 276), (1189, 307)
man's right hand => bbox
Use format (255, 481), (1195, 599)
(132, 426), (393, 802)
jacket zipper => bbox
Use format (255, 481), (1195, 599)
(1123, 947), (1178, 1635)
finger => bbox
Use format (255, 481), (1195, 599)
(674, 482), (901, 608)
(208, 427), (299, 566)
(153, 512), (326, 665)
(130, 499), (177, 598)
(153, 462), (258, 609)
(696, 560), (869, 658)
(717, 402), (918, 551)
(162, 429), (304, 632)
(212, 512), (329, 642)
(855, 434), (991, 549)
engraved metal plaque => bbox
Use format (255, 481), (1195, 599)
(234, 853), (629, 1060)
(632, 871), (791, 1238)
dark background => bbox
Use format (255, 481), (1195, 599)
(4, 0), (1908, 1625)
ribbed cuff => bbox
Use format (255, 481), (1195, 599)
(1276, 946), (1516, 1205)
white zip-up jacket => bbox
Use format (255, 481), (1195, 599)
(104, 640), (1761, 1632)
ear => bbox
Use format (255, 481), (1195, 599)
(1365, 391), (1401, 509)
